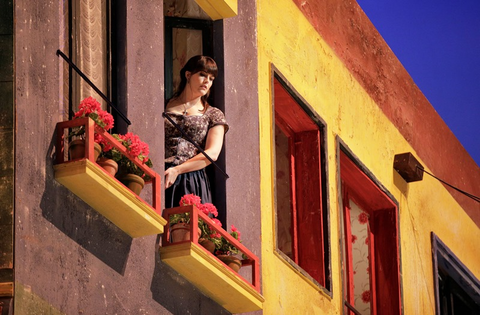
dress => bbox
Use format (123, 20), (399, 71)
(164, 105), (228, 208)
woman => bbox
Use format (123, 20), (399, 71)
(164, 55), (228, 208)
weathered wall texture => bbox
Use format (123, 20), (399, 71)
(0, 0), (14, 300)
(12, 1), (258, 314)
(223, 0), (261, 290)
(292, 0), (480, 226)
(257, 0), (480, 314)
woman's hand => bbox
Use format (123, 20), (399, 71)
(165, 166), (180, 189)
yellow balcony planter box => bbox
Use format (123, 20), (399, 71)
(160, 242), (264, 313)
(54, 159), (166, 237)
(160, 205), (264, 313)
(54, 118), (165, 238)
(194, 0), (237, 20)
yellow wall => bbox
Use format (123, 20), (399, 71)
(257, 0), (480, 314)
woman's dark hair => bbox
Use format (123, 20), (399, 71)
(171, 55), (218, 108)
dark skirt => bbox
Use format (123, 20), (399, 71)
(164, 163), (212, 208)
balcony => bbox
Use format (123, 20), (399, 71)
(53, 117), (166, 237)
(160, 205), (264, 313)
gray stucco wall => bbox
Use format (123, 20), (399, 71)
(223, 0), (262, 291)
(13, 0), (260, 314)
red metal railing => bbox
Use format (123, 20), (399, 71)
(162, 205), (261, 293)
(55, 117), (161, 214)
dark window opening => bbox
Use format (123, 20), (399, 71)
(164, 15), (227, 221)
(432, 233), (480, 315)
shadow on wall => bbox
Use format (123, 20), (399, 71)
(40, 131), (131, 275)
(150, 235), (231, 315)
(393, 168), (409, 199)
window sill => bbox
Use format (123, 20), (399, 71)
(274, 250), (332, 298)
(54, 159), (166, 237)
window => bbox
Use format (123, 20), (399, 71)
(164, 16), (213, 100)
(163, 3), (227, 219)
(164, 0), (213, 100)
(67, 0), (127, 133)
(340, 148), (402, 315)
(273, 72), (330, 290)
(432, 233), (480, 314)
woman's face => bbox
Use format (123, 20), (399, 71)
(186, 70), (215, 97)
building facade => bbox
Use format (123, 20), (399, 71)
(1, 0), (479, 314)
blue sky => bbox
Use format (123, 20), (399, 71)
(356, 0), (480, 166)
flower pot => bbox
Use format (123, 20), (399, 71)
(199, 238), (216, 253)
(170, 223), (202, 243)
(120, 174), (145, 195)
(217, 255), (242, 272)
(97, 158), (118, 176)
(69, 139), (102, 161)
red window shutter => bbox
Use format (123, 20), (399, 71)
(295, 130), (325, 285)
(372, 209), (401, 314)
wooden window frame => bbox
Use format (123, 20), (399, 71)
(273, 70), (330, 291)
(339, 146), (402, 315)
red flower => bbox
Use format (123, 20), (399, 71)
(351, 235), (357, 244)
(179, 194), (202, 207)
(98, 110), (114, 130)
(358, 212), (369, 224)
(361, 290), (371, 303)
(211, 218), (222, 227)
(199, 203), (218, 217)
(74, 97), (114, 130)
(118, 132), (150, 161)
(70, 97), (114, 142)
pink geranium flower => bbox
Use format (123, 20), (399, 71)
(199, 203), (219, 217)
(179, 194), (202, 207)
(70, 96), (114, 141)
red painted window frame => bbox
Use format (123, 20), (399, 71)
(340, 149), (402, 315)
(273, 76), (326, 286)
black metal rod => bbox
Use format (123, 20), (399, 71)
(344, 301), (363, 315)
(417, 166), (480, 203)
(163, 112), (229, 179)
(56, 49), (131, 125)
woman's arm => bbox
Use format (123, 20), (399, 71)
(165, 124), (226, 188)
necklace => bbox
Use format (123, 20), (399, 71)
(182, 103), (188, 115)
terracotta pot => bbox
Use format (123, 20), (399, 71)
(170, 223), (202, 243)
(217, 255), (242, 272)
(120, 174), (145, 195)
(69, 139), (102, 161)
(97, 158), (118, 176)
(199, 238), (215, 253)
